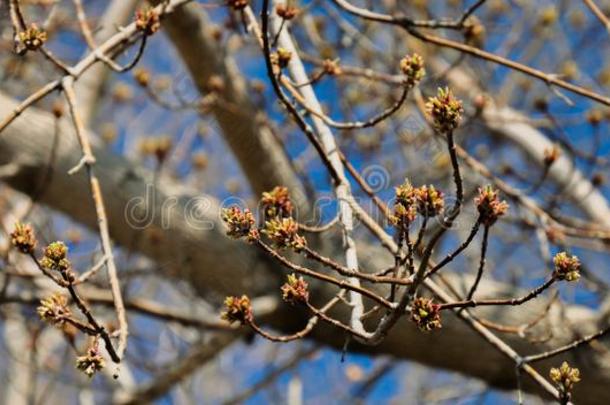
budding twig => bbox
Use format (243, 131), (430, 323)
(62, 76), (128, 369)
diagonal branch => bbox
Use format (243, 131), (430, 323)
(264, 0), (367, 337)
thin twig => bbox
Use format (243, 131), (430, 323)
(439, 277), (556, 310)
(0, 0), (191, 135)
(582, 0), (610, 36)
(62, 77), (128, 370)
(330, 0), (610, 107)
(523, 326), (610, 363)
(426, 217), (481, 278)
(256, 240), (395, 309)
(464, 224), (490, 301)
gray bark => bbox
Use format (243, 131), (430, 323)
(150, 1), (308, 210)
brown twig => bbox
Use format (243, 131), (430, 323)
(463, 224), (490, 301)
(426, 217), (482, 278)
(62, 77), (128, 369)
(582, 0), (610, 36)
(256, 240), (395, 309)
(523, 325), (610, 363)
(0, 0), (191, 135)
(331, 0), (610, 107)
(439, 277), (557, 310)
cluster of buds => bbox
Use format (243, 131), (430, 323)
(276, 4), (299, 20)
(463, 16), (485, 48)
(539, 6), (558, 27)
(322, 59), (342, 76)
(191, 152), (209, 170)
(139, 136), (172, 163)
(221, 206), (258, 241)
(392, 203), (417, 230)
(101, 123), (118, 143)
(414, 185), (444, 217)
(227, 0), (249, 11)
(586, 109), (603, 126)
(399, 53), (426, 88)
(553, 252), (580, 282)
(112, 83), (133, 103)
(474, 186), (509, 226)
(37, 293), (71, 325)
(261, 186), (293, 218)
(392, 180), (417, 228)
(392, 180), (446, 228)
(543, 144), (561, 166)
(206, 75), (225, 93)
(133, 68), (150, 87)
(40, 241), (71, 272)
(410, 297), (442, 332)
(533, 97), (548, 112)
(263, 217), (306, 251)
(10, 222), (36, 254)
(135, 7), (160, 36)
(18, 24), (47, 51)
(549, 361), (580, 397)
(426, 87), (464, 133)
(51, 100), (64, 118)
(221, 295), (253, 325)
(76, 343), (105, 378)
(592, 172), (605, 188)
(271, 48), (292, 69)
(281, 274), (309, 305)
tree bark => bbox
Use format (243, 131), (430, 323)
(149, 0), (309, 211)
